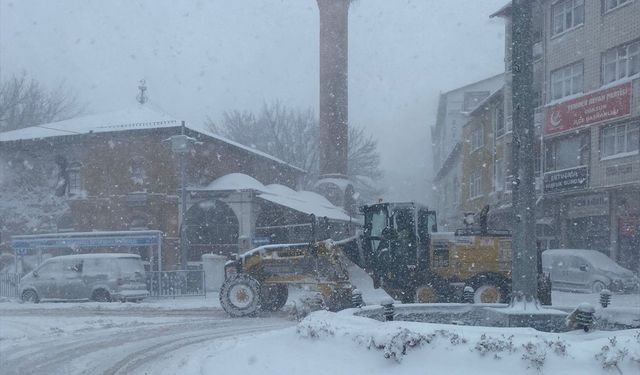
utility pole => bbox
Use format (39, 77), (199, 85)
(510, 0), (538, 304)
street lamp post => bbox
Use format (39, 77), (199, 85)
(167, 121), (197, 270)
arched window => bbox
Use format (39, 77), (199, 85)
(67, 162), (83, 196)
(185, 200), (239, 257)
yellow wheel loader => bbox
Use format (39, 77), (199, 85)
(346, 202), (551, 305)
(219, 230), (354, 317)
(219, 202), (551, 317)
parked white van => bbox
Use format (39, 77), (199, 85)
(19, 253), (149, 303)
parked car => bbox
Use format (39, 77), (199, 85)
(19, 253), (149, 303)
(542, 249), (639, 293)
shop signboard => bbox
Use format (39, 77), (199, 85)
(544, 82), (632, 136)
(565, 193), (609, 219)
(543, 166), (588, 194)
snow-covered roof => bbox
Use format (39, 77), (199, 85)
(315, 177), (353, 191)
(198, 173), (353, 222)
(45, 253), (141, 260)
(467, 87), (504, 116)
(490, 2), (511, 18)
(0, 105), (304, 173)
(204, 173), (268, 193)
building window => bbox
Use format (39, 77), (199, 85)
(129, 215), (150, 230)
(129, 158), (146, 185)
(600, 123), (639, 158)
(494, 158), (504, 192)
(469, 170), (482, 199)
(545, 132), (590, 171)
(452, 177), (459, 205)
(463, 91), (490, 112)
(551, 61), (583, 100)
(602, 40), (640, 84)
(56, 214), (75, 232)
(552, 0), (584, 36)
(603, 0), (632, 13)
(494, 105), (505, 137)
(470, 126), (484, 151)
(67, 162), (82, 196)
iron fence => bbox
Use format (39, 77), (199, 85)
(0, 273), (20, 298)
(146, 270), (206, 298)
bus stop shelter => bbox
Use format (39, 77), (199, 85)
(10, 230), (163, 274)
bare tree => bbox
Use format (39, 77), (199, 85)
(0, 73), (83, 132)
(208, 101), (383, 203)
(348, 125), (384, 202)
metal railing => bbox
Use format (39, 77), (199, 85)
(146, 270), (206, 298)
(0, 273), (20, 298)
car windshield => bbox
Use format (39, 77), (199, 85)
(2, 1), (639, 374)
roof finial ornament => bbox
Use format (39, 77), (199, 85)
(136, 79), (148, 105)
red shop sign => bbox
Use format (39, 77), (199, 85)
(544, 82), (632, 136)
(619, 216), (639, 236)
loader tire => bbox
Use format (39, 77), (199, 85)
(220, 274), (261, 317)
(469, 274), (510, 304)
(414, 285), (439, 303)
(325, 286), (353, 312)
(414, 274), (452, 303)
(260, 284), (288, 312)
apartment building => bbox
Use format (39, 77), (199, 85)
(491, 0), (640, 272)
(461, 89), (504, 215)
(431, 75), (504, 229)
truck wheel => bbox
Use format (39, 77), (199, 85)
(414, 274), (452, 303)
(415, 285), (438, 303)
(220, 274), (261, 317)
(325, 286), (353, 312)
(470, 274), (510, 303)
(260, 284), (288, 311)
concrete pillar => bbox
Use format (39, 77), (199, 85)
(202, 254), (227, 292)
(317, 0), (350, 178)
(222, 191), (259, 254)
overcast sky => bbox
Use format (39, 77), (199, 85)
(0, 0), (507, 203)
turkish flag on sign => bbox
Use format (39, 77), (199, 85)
(544, 82), (632, 136)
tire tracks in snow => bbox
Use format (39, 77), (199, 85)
(1, 318), (292, 375)
(101, 324), (286, 375)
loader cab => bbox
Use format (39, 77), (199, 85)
(361, 202), (437, 271)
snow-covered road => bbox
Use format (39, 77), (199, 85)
(1, 305), (293, 375)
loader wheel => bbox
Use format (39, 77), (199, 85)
(220, 274), (261, 317)
(415, 285), (439, 303)
(260, 284), (289, 311)
(414, 275), (452, 303)
(470, 274), (510, 304)
(325, 286), (353, 312)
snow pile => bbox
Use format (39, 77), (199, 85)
(146, 310), (639, 375)
(293, 311), (640, 373)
